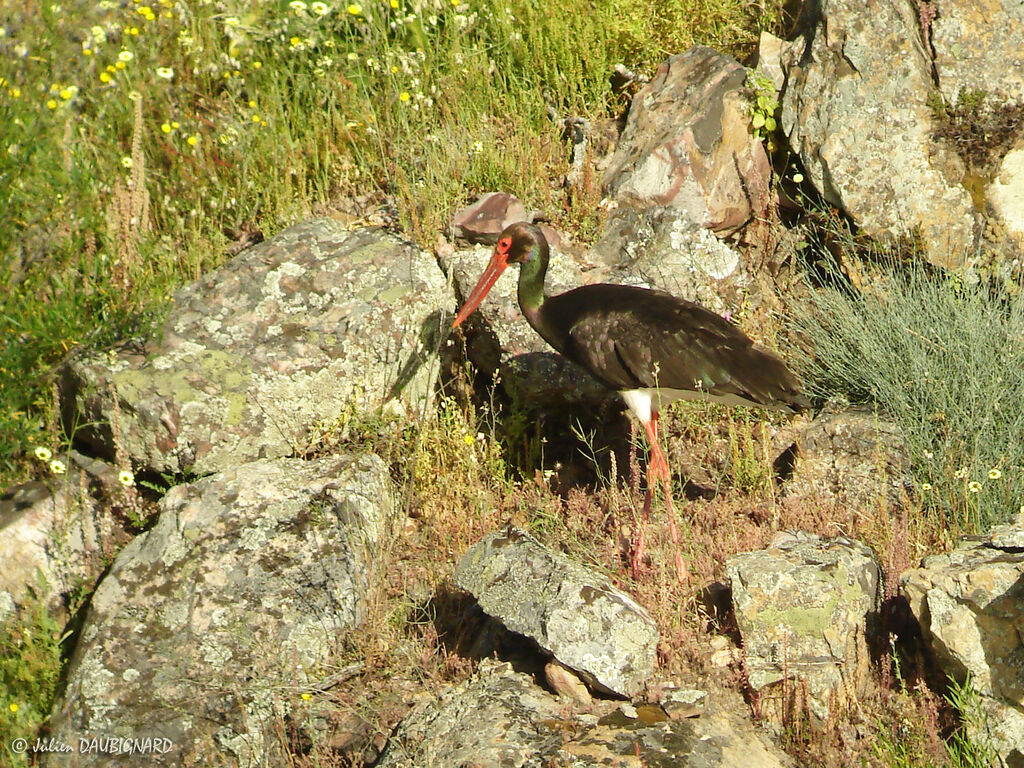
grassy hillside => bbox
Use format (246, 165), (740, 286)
(0, 0), (775, 485)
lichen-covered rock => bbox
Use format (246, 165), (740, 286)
(902, 529), (1024, 764)
(785, 404), (912, 511)
(454, 526), (658, 697)
(60, 219), (450, 476)
(589, 205), (751, 318)
(780, 0), (977, 269)
(932, 0), (1024, 105)
(604, 46), (772, 236)
(45, 454), (398, 767)
(0, 452), (125, 623)
(727, 531), (881, 723)
(377, 661), (793, 768)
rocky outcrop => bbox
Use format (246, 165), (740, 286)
(604, 46), (772, 236)
(377, 660), (794, 768)
(779, 0), (977, 269)
(455, 526), (658, 698)
(785, 404), (912, 511)
(60, 220), (450, 476)
(901, 525), (1024, 764)
(727, 531), (881, 723)
(44, 454), (398, 767)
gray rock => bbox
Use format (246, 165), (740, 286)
(727, 531), (881, 723)
(604, 47), (773, 236)
(902, 530), (1024, 763)
(785, 403), (912, 510)
(780, 0), (977, 268)
(378, 661), (793, 768)
(0, 452), (125, 623)
(45, 454), (398, 767)
(60, 219), (450, 476)
(932, 0), (1024, 106)
(589, 205), (751, 318)
(377, 660), (565, 768)
(454, 526), (658, 697)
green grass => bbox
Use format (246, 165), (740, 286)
(0, 0), (779, 488)
(794, 246), (1024, 532)
(0, 579), (64, 768)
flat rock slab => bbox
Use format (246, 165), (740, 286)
(727, 531), (881, 723)
(902, 529), (1024, 763)
(377, 660), (793, 768)
(60, 219), (450, 476)
(454, 526), (658, 697)
(45, 454), (398, 767)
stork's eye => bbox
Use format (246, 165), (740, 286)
(499, 237), (512, 251)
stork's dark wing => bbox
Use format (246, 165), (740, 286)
(542, 284), (807, 411)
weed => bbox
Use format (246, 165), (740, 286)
(0, 576), (64, 768)
(794, 248), (1024, 532)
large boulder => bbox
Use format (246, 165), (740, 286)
(780, 0), (977, 269)
(60, 219), (450, 476)
(901, 525), (1024, 764)
(45, 454), (399, 767)
(727, 531), (882, 724)
(455, 526), (658, 698)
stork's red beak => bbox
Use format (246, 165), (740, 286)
(452, 247), (509, 328)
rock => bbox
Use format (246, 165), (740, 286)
(442, 233), (612, 407)
(588, 205), (751, 318)
(60, 219), (450, 476)
(780, 0), (977, 269)
(756, 32), (789, 93)
(902, 529), (1024, 764)
(544, 660), (592, 706)
(727, 531), (882, 724)
(931, 0), (1024, 105)
(376, 660), (564, 768)
(604, 46), (772, 236)
(454, 526), (658, 697)
(661, 687), (708, 720)
(785, 403), (912, 511)
(987, 143), (1024, 251)
(377, 661), (793, 768)
(45, 454), (399, 767)
(452, 193), (531, 244)
(0, 452), (125, 623)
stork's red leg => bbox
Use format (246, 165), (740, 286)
(636, 411), (688, 583)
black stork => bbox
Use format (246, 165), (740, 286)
(452, 222), (808, 580)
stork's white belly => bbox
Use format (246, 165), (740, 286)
(620, 387), (767, 422)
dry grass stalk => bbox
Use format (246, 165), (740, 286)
(107, 95), (151, 293)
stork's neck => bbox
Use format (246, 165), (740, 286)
(516, 232), (548, 319)
(516, 232), (568, 354)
